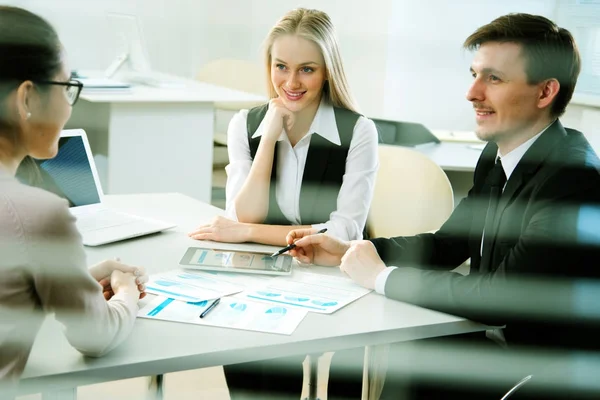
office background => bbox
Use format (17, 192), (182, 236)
(8, 0), (599, 145)
(6, 2), (600, 398)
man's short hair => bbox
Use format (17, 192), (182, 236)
(464, 13), (581, 118)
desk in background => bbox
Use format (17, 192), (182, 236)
(372, 115), (484, 204)
(20, 193), (486, 399)
(371, 117), (483, 173)
(412, 141), (483, 172)
(66, 73), (265, 203)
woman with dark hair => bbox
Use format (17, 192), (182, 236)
(0, 6), (148, 397)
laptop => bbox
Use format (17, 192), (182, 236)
(371, 117), (441, 147)
(25, 129), (176, 246)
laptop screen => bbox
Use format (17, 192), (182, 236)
(16, 134), (101, 207)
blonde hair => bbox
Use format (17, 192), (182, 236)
(263, 8), (359, 113)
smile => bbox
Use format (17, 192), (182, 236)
(475, 109), (495, 120)
(283, 89), (306, 101)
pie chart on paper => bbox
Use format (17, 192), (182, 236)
(265, 307), (287, 319)
(257, 291), (281, 298)
(229, 303), (248, 312)
(312, 300), (338, 307)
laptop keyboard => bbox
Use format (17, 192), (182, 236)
(75, 209), (142, 232)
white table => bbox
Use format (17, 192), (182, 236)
(65, 76), (264, 203)
(19, 193), (486, 399)
(412, 142), (483, 172)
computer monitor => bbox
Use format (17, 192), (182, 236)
(105, 13), (152, 78)
(103, 13), (184, 88)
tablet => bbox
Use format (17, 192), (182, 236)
(179, 248), (293, 276)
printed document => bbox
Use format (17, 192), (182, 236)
(242, 270), (371, 314)
(146, 269), (274, 303)
(138, 295), (307, 335)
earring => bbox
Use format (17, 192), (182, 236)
(26, 112), (31, 120)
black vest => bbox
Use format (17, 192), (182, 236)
(246, 103), (360, 226)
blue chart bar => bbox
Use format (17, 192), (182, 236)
(247, 295), (325, 311)
(187, 300), (209, 307)
(146, 286), (199, 301)
(198, 250), (208, 263)
(147, 298), (174, 316)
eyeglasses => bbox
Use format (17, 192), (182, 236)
(35, 79), (83, 106)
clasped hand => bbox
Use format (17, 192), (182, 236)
(89, 259), (148, 301)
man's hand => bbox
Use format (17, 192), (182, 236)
(339, 241), (387, 289)
(188, 216), (252, 243)
(286, 228), (350, 266)
(89, 259), (147, 300)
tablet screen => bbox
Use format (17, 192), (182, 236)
(180, 248), (293, 275)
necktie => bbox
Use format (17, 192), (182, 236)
(480, 158), (507, 273)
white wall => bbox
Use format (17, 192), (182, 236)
(382, 0), (559, 130)
(189, 0), (393, 116)
(8, 0), (599, 137)
(7, 0), (201, 77)
(10, 0), (391, 116)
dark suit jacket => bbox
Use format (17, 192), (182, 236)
(371, 120), (600, 350)
(245, 103), (360, 226)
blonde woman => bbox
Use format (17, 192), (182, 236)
(189, 8), (379, 246)
(190, 8), (376, 398)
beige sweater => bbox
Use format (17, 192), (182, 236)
(0, 166), (138, 396)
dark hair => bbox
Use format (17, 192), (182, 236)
(0, 6), (62, 182)
(464, 13), (581, 118)
(0, 6), (62, 128)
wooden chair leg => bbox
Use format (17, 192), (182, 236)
(301, 352), (335, 400)
(362, 345), (389, 400)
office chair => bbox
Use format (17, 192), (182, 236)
(368, 144), (454, 238)
(300, 145), (456, 400)
(196, 58), (266, 150)
(195, 58), (266, 104)
(357, 145), (456, 399)
(196, 58), (266, 208)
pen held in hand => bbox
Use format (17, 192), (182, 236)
(199, 298), (220, 319)
(270, 228), (328, 257)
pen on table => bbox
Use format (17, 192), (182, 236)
(270, 228), (328, 257)
(199, 298), (220, 319)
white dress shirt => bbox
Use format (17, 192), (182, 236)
(375, 121), (556, 295)
(225, 98), (379, 241)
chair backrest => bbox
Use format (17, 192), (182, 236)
(196, 58), (267, 110)
(368, 144), (454, 238)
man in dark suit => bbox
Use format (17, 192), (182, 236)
(288, 13), (600, 399)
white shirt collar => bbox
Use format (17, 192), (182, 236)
(498, 120), (556, 180)
(251, 96), (341, 146)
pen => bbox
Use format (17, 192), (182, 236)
(270, 228), (328, 257)
(199, 298), (220, 319)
